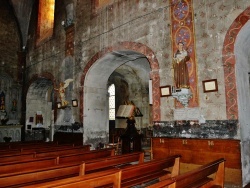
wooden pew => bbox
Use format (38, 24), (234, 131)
(146, 158), (225, 188)
(0, 157), (59, 174)
(22, 168), (122, 188)
(0, 141), (57, 150)
(81, 151), (144, 174)
(0, 153), (36, 163)
(0, 145), (78, 159)
(0, 148), (115, 174)
(0, 162), (86, 187)
(34, 145), (90, 158)
(0, 144), (87, 155)
(0, 145), (91, 163)
(57, 148), (115, 164)
(119, 154), (181, 188)
(0, 144), (77, 157)
(0, 151), (142, 187)
(20, 154), (180, 188)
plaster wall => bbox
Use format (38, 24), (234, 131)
(0, 0), (20, 80)
(83, 86), (109, 147)
(24, 0), (250, 122)
(73, 0), (249, 121)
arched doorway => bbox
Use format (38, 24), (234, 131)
(235, 21), (250, 187)
(25, 78), (54, 141)
(83, 50), (152, 148)
(222, 7), (250, 186)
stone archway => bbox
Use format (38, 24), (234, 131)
(222, 7), (250, 120)
(25, 72), (56, 141)
(80, 42), (160, 122)
(80, 42), (160, 147)
(222, 7), (250, 187)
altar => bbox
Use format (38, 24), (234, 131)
(0, 125), (22, 142)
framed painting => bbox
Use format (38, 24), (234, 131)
(160, 85), (172, 97)
(202, 79), (218, 93)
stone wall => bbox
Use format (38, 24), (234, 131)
(0, 0), (20, 80)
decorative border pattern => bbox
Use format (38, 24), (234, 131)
(170, 0), (198, 108)
(222, 7), (250, 119)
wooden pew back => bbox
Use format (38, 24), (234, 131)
(22, 169), (122, 188)
(0, 148), (114, 174)
(0, 145), (90, 163)
(58, 148), (115, 164)
(0, 153), (35, 163)
(34, 145), (90, 158)
(146, 158), (225, 188)
(0, 151), (141, 187)
(172, 158), (225, 188)
(0, 163), (85, 187)
(120, 154), (181, 188)
(83, 152), (144, 174)
(0, 157), (58, 174)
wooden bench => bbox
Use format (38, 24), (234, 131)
(22, 154), (180, 188)
(0, 153), (36, 163)
(0, 162), (86, 187)
(0, 144), (89, 156)
(22, 168), (122, 188)
(0, 151), (142, 187)
(0, 148), (115, 174)
(34, 145), (90, 158)
(146, 158), (225, 188)
(0, 141), (58, 150)
(0, 145), (91, 163)
(0, 144), (78, 157)
(57, 148), (115, 164)
(81, 151), (144, 174)
(119, 154), (181, 188)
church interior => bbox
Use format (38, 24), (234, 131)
(1, 0), (250, 187)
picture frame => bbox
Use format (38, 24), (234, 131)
(202, 79), (218, 93)
(72, 99), (78, 107)
(160, 85), (172, 97)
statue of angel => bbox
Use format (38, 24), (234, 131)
(55, 79), (73, 107)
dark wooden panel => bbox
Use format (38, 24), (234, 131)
(152, 137), (241, 169)
(53, 132), (83, 145)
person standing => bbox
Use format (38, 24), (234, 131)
(173, 42), (190, 89)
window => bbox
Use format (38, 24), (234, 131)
(37, 0), (55, 44)
(108, 84), (115, 120)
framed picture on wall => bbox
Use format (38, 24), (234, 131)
(202, 79), (218, 93)
(160, 85), (172, 97)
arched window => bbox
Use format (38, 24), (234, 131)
(37, 0), (55, 44)
(108, 84), (115, 120)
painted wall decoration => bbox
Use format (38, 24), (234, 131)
(170, 0), (198, 108)
(222, 7), (250, 119)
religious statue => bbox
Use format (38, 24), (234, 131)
(173, 42), (190, 89)
(54, 79), (73, 107)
